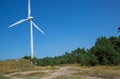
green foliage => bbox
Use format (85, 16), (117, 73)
(23, 36), (120, 66)
(89, 54), (99, 66)
(80, 53), (90, 66)
(118, 27), (120, 32)
(89, 36), (120, 65)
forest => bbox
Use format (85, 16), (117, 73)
(23, 27), (120, 66)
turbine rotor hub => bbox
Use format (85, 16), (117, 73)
(28, 16), (33, 20)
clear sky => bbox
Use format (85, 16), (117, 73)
(0, 0), (120, 60)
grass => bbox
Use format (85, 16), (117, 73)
(54, 75), (97, 79)
(0, 59), (36, 74)
(80, 66), (120, 77)
(54, 75), (82, 79)
(11, 72), (46, 79)
(0, 73), (12, 79)
(0, 76), (12, 79)
(66, 65), (120, 79)
(0, 59), (120, 79)
(36, 65), (59, 70)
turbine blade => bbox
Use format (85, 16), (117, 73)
(9, 19), (28, 28)
(32, 21), (45, 34)
(28, 0), (31, 17)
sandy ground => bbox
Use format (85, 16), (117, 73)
(41, 67), (72, 79)
(4, 66), (120, 79)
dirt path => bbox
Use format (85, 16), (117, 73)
(40, 66), (108, 79)
(41, 66), (72, 79)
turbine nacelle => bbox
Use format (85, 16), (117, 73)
(28, 16), (33, 20)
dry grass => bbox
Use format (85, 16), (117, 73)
(0, 73), (11, 79)
(0, 59), (35, 74)
(36, 65), (59, 70)
(54, 75), (100, 79)
(0, 59), (59, 79)
(10, 72), (46, 79)
(68, 65), (120, 79)
(0, 60), (120, 79)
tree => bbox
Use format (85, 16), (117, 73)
(80, 53), (90, 66)
(118, 27), (120, 32)
(22, 36), (120, 66)
(22, 56), (31, 60)
(109, 36), (120, 64)
(90, 36), (118, 65)
(89, 54), (99, 66)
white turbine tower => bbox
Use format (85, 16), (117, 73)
(9, 0), (45, 59)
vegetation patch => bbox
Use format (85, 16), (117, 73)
(53, 75), (100, 79)
(37, 65), (59, 70)
(23, 36), (120, 66)
(0, 73), (12, 79)
(69, 65), (120, 79)
(0, 59), (36, 74)
(54, 75), (82, 79)
(11, 72), (46, 79)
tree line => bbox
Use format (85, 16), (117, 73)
(23, 36), (120, 66)
(23, 27), (120, 66)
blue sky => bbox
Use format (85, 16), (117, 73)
(0, 0), (120, 60)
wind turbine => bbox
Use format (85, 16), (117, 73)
(9, 0), (45, 59)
